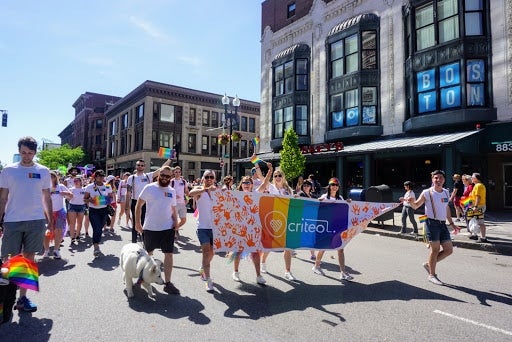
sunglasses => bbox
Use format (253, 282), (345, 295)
(303, 184), (311, 186)
(329, 183), (339, 186)
(204, 175), (215, 180)
(159, 174), (172, 179)
(273, 174), (282, 178)
(242, 181), (252, 185)
(136, 164), (145, 167)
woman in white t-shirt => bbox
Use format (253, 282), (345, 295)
(312, 177), (354, 282)
(68, 177), (87, 245)
(43, 171), (73, 259)
(399, 181), (418, 234)
(116, 172), (131, 228)
(257, 165), (297, 281)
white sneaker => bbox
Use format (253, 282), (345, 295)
(260, 263), (267, 273)
(53, 250), (61, 259)
(256, 275), (266, 285)
(341, 272), (353, 281)
(42, 250), (50, 258)
(312, 266), (325, 275)
(428, 274), (443, 285)
(232, 271), (241, 282)
(206, 278), (214, 292)
(284, 271), (296, 281)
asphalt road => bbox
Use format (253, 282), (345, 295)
(1, 214), (511, 341)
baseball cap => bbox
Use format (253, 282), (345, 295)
(105, 175), (115, 183)
(328, 177), (340, 186)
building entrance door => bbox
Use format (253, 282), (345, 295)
(504, 163), (512, 208)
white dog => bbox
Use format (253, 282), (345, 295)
(120, 243), (164, 298)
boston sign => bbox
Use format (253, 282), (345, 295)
(301, 141), (344, 154)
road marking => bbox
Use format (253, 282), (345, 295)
(434, 310), (512, 336)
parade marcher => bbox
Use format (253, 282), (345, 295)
(43, 171), (72, 259)
(408, 170), (455, 285)
(125, 159), (170, 243)
(170, 166), (190, 235)
(296, 179), (318, 260)
(189, 170), (217, 292)
(0, 136), (53, 312)
(230, 176), (266, 285)
(116, 172), (131, 227)
(83, 170), (113, 257)
(64, 166), (80, 188)
(105, 175), (117, 233)
(400, 181), (418, 235)
(135, 166), (180, 294)
(470, 173), (488, 243)
(68, 177), (87, 243)
(251, 164), (264, 189)
(450, 174), (464, 222)
(313, 178), (354, 281)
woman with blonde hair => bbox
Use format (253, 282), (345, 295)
(257, 165), (296, 281)
(117, 172), (131, 227)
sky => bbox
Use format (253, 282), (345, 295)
(0, 0), (263, 165)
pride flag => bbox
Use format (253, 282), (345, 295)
(4, 254), (39, 291)
(92, 195), (110, 206)
(419, 215), (427, 223)
(251, 136), (260, 146)
(158, 147), (174, 159)
(251, 155), (262, 165)
(461, 197), (473, 207)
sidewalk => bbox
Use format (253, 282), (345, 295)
(363, 211), (512, 256)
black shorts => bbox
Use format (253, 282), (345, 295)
(143, 229), (175, 254)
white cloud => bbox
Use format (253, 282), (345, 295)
(129, 15), (172, 43)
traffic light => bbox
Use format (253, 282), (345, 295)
(1, 112), (7, 127)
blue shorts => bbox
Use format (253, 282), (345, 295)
(425, 219), (451, 243)
(68, 204), (86, 213)
(196, 229), (213, 245)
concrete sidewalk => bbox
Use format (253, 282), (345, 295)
(363, 211), (512, 256)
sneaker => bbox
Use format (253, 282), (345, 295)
(163, 282), (180, 295)
(93, 248), (101, 257)
(198, 268), (207, 281)
(206, 278), (214, 292)
(478, 238), (488, 243)
(256, 275), (266, 285)
(15, 296), (37, 312)
(284, 271), (296, 281)
(42, 250), (50, 258)
(232, 271), (241, 282)
(469, 235), (478, 240)
(422, 262), (430, 274)
(260, 263), (267, 274)
(309, 254), (316, 261)
(312, 266), (325, 276)
(428, 274), (443, 285)
(341, 272), (354, 281)
(53, 250), (61, 259)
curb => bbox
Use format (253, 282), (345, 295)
(362, 227), (512, 256)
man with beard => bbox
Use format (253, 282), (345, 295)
(134, 166), (179, 294)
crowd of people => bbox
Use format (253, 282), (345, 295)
(0, 136), (489, 314)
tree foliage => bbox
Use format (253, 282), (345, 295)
(279, 128), (305, 181)
(37, 144), (85, 171)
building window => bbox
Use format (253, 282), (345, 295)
(95, 150), (101, 160)
(240, 140), (248, 158)
(211, 136), (218, 155)
(249, 118), (256, 133)
(95, 135), (102, 145)
(465, 0), (483, 36)
(295, 105), (308, 135)
(109, 120), (117, 136)
(160, 104), (175, 122)
(121, 113), (128, 130)
(202, 110), (210, 127)
(202, 136), (209, 154)
(233, 141), (239, 157)
(212, 111), (219, 127)
(330, 34), (359, 77)
(274, 61), (294, 96)
(96, 119), (103, 129)
(189, 108), (196, 126)
(120, 135), (126, 155)
(362, 31), (377, 69)
(296, 59), (308, 90)
(136, 104), (144, 124)
(241, 116), (247, 131)
(135, 129), (143, 151)
(188, 162), (195, 170)
(110, 140), (115, 158)
(188, 134), (196, 153)
(249, 140), (254, 155)
(160, 132), (172, 148)
(287, 3), (296, 18)
(415, 0), (460, 51)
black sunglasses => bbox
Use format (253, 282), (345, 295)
(159, 174), (172, 179)
(242, 181), (252, 185)
(273, 174), (282, 178)
(204, 175), (215, 180)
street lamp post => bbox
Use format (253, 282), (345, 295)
(221, 94), (240, 176)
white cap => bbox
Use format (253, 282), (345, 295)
(105, 175), (115, 183)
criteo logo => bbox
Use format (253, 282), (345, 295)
(263, 211), (334, 238)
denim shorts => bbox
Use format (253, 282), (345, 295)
(68, 204), (86, 213)
(196, 229), (213, 245)
(425, 219), (451, 243)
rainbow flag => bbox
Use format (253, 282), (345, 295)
(251, 136), (260, 146)
(92, 195), (110, 206)
(4, 254), (39, 291)
(461, 197), (473, 207)
(419, 215), (428, 223)
(158, 147), (174, 159)
(251, 155), (262, 165)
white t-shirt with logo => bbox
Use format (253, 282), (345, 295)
(138, 183), (176, 231)
(0, 162), (51, 222)
(84, 183), (113, 209)
(127, 172), (155, 200)
(69, 186), (86, 205)
(171, 177), (188, 205)
(51, 183), (70, 211)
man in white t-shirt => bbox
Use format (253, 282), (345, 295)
(125, 158), (171, 243)
(0, 136), (53, 313)
(170, 166), (189, 234)
(135, 166), (179, 295)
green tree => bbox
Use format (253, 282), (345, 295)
(279, 128), (305, 181)
(37, 144), (85, 171)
